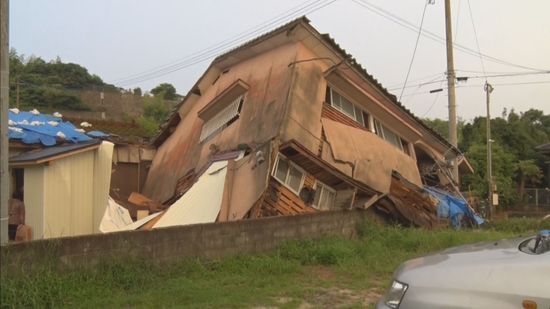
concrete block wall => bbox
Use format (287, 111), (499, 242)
(1, 209), (367, 271)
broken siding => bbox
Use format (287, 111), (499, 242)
(259, 176), (317, 217)
(143, 42), (299, 202)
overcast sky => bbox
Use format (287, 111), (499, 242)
(10, 0), (550, 121)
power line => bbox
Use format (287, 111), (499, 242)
(112, 0), (337, 86)
(421, 81), (445, 117)
(400, 79), (550, 97)
(351, 0), (549, 72)
(399, 0), (430, 101)
(453, 0), (461, 41)
(466, 0), (486, 77)
(391, 70), (550, 92)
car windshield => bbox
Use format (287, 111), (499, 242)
(519, 232), (550, 255)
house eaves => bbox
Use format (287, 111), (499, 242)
(9, 139), (101, 167)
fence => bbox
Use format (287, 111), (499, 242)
(522, 188), (550, 208)
(1, 209), (368, 272)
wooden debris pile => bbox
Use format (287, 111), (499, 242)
(375, 172), (443, 229)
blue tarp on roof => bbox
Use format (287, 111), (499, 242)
(425, 186), (485, 229)
(8, 110), (107, 146)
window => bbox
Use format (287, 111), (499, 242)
(328, 88), (365, 126)
(374, 119), (404, 151)
(272, 154), (305, 194)
(313, 181), (336, 210)
(199, 94), (244, 142)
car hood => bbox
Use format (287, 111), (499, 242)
(394, 236), (550, 296)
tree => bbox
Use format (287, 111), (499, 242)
(150, 83), (177, 100)
(136, 95), (170, 137)
(133, 87), (142, 96)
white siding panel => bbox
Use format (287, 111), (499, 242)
(153, 160), (228, 228)
(92, 141), (114, 233)
(43, 150), (95, 238)
(24, 167), (45, 239)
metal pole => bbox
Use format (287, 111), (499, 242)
(1, 0), (10, 245)
(485, 82), (493, 219)
(444, 0), (459, 183)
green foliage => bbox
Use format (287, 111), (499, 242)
(135, 95), (170, 137)
(133, 87), (142, 96)
(150, 83), (177, 100)
(8, 49), (117, 110)
(459, 109), (550, 206)
(2, 219), (543, 308)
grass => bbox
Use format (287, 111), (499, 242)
(1, 217), (548, 308)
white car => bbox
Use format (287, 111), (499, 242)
(377, 230), (550, 309)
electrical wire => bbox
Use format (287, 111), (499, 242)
(466, 0), (486, 77)
(351, 0), (549, 72)
(390, 70), (550, 92)
(398, 0), (430, 101)
(400, 79), (550, 97)
(454, 0), (461, 42)
(421, 81), (444, 117)
(111, 0), (337, 86)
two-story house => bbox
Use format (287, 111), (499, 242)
(141, 17), (473, 226)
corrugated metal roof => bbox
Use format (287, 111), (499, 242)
(9, 139), (101, 165)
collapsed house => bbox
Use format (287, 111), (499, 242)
(7, 109), (113, 239)
(127, 17), (478, 230)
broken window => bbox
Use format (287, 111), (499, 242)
(199, 94), (244, 142)
(328, 88), (366, 127)
(198, 80), (248, 143)
(374, 119), (404, 151)
(272, 154), (305, 194)
(313, 181), (336, 210)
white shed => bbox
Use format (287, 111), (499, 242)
(9, 140), (113, 239)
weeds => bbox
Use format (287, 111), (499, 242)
(1, 218), (544, 308)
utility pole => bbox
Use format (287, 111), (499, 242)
(444, 0), (459, 183)
(485, 82), (494, 219)
(16, 78), (19, 108)
(1, 0), (10, 245)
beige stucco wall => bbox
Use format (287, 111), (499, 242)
(279, 42), (331, 153)
(144, 42), (300, 202)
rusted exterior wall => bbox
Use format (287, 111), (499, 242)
(143, 43), (299, 202)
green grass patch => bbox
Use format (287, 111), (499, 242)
(2, 218), (547, 308)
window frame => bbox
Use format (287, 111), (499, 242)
(199, 94), (244, 143)
(312, 180), (336, 210)
(374, 119), (404, 151)
(328, 88), (366, 127)
(272, 154), (306, 195)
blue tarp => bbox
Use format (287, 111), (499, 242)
(425, 186), (485, 229)
(8, 110), (107, 146)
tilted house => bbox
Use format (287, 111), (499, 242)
(142, 17), (473, 226)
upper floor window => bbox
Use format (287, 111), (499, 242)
(328, 87), (367, 127)
(272, 154), (305, 195)
(198, 81), (247, 142)
(374, 119), (404, 151)
(313, 181), (336, 210)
